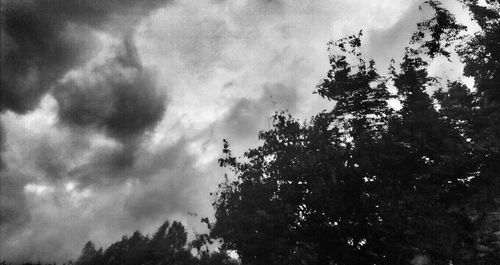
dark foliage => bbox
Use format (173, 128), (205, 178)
(212, 1), (500, 265)
(0, 221), (238, 265)
(70, 220), (238, 265)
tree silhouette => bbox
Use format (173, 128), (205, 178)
(76, 242), (99, 265)
(71, 220), (237, 265)
(212, 1), (500, 264)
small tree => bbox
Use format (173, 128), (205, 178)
(76, 242), (98, 265)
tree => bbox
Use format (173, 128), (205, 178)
(102, 236), (128, 265)
(375, 51), (476, 264)
(212, 1), (500, 264)
(455, 0), (500, 262)
(213, 32), (395, 265)
(76, 242), (98, 265)
(124, 231), (149, 265)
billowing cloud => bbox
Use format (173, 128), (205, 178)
(53, 36), (167, 170)
(0, 0), (168, 114)
(1, 0), (170, 261)
(0, 3), (92, 113)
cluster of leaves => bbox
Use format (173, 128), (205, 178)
(72, 221), (237, 265)
(211, 1), (500, 265)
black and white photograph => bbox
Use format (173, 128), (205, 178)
(1, 0), (499, 264)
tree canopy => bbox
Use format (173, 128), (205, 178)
(211, 1), (500, 264)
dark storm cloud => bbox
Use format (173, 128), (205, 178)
(1, 0), (169, 261)
(1, 0), (169, 174)
(0, 4), (92, 113)
(0, 0), (170, 181)
(52, 36), (167, 171)
(54, 37), (167, 142)
(0, 0), (168, 114)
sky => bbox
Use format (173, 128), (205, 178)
(0, 0), (474, 262)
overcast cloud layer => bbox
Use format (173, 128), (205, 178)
(0, 0), (472, 262)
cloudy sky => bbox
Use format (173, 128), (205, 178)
(0, 0), (474, 262)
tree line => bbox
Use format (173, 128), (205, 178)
(1, 221), (237, 265)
